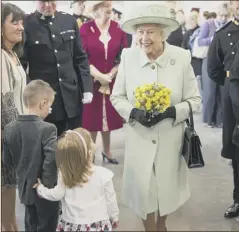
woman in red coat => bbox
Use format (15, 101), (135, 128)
(80, 1), (128, 164)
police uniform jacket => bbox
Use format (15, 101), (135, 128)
(229, 41), (239, 146)
(22, 11), (92, 121)
(207, 18), (239, 159)
(73, 14), (91, 28)
(207, 18), (239, 86)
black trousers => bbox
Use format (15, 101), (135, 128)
(232, 151), (239, 203)
(46, 116), (82, 136)
(222, 78), (239, 203)
(25, 197), (59, 232)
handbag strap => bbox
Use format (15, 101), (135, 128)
(185, 100), (194, 131)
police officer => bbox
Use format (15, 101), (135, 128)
(111, 3), (132, 47)
(72, 0), (92, 28)
(229, 41), (239, 143)
(207, 0), (239, 219)
(22, 0), (93, 136)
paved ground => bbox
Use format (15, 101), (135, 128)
(16, 112), (239, 231)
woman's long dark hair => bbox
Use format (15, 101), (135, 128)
(1, 3), (25, 57)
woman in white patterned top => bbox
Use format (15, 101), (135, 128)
(1, 3), (26, 231)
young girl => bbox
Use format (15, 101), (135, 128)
(33, 128), (119, 231)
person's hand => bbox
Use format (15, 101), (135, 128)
(149, 106), (176, 127)
(112, 220), (119, 229)
(33, 178), (42, 189)
(98, 74), (112, 86)
(82, 92), (93, 104)
(130, 108), (151, 128)
(33, 178), (43, 198)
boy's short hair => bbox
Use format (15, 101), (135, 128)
(23, 80), (56, 108)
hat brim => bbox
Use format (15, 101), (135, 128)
(121, 17), (179, 34)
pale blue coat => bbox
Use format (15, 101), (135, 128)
(110, 42), (201, 219)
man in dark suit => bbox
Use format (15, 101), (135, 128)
(207, 0), (239, 218)
(21, 0), (93, 136)
(3, 80), (58, 231)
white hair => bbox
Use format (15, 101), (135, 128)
(134, 23), (171, 41)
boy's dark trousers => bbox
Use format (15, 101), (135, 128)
(25, 196), (59, 231)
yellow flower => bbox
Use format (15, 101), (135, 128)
(134, 83), (172, 112)
(145, 85), (151, 91)
(151, 97), (158, 103)
(159, 98), (165, 104)
(142, 93), (147, 98)
(145, 101), (152, 110)
(135, 101), (141, 108)
(149, 90), (155, 95)
(164, 98), (170, 106)
(135, 92), (141, 98)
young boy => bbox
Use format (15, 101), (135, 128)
(3, 80), (59, 231)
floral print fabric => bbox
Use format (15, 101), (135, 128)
(57, 219), (113, 232)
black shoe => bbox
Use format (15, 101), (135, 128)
(102, 153), (119, 165)
(224, 203), (239, 218)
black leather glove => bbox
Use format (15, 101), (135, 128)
(130, 108), (151, 128)
(149, 106), (176, 127)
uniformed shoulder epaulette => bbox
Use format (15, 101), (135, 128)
(215, 21), (231, 33)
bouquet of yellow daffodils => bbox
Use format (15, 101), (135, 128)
(134, 83), (172, 114)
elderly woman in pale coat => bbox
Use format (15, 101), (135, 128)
(110, 3), (201, 231)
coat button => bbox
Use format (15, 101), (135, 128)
(152, 140), (156, 144)
(151, 65), (155, 70)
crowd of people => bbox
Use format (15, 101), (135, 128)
(1, 0), (239, 231)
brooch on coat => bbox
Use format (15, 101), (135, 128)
(170, 59), (175, 65)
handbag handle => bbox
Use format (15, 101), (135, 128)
(185, 100), (194, 131)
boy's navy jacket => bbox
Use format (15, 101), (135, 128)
(3, 115), (57, 205)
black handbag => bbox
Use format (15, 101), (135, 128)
(182, 101), (205, 168)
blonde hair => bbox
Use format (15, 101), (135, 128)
(92, 1), (111, 19)
(189, 11), (200, 25)
(56, 128), (93, 188)
(23, 80), (55, 108)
